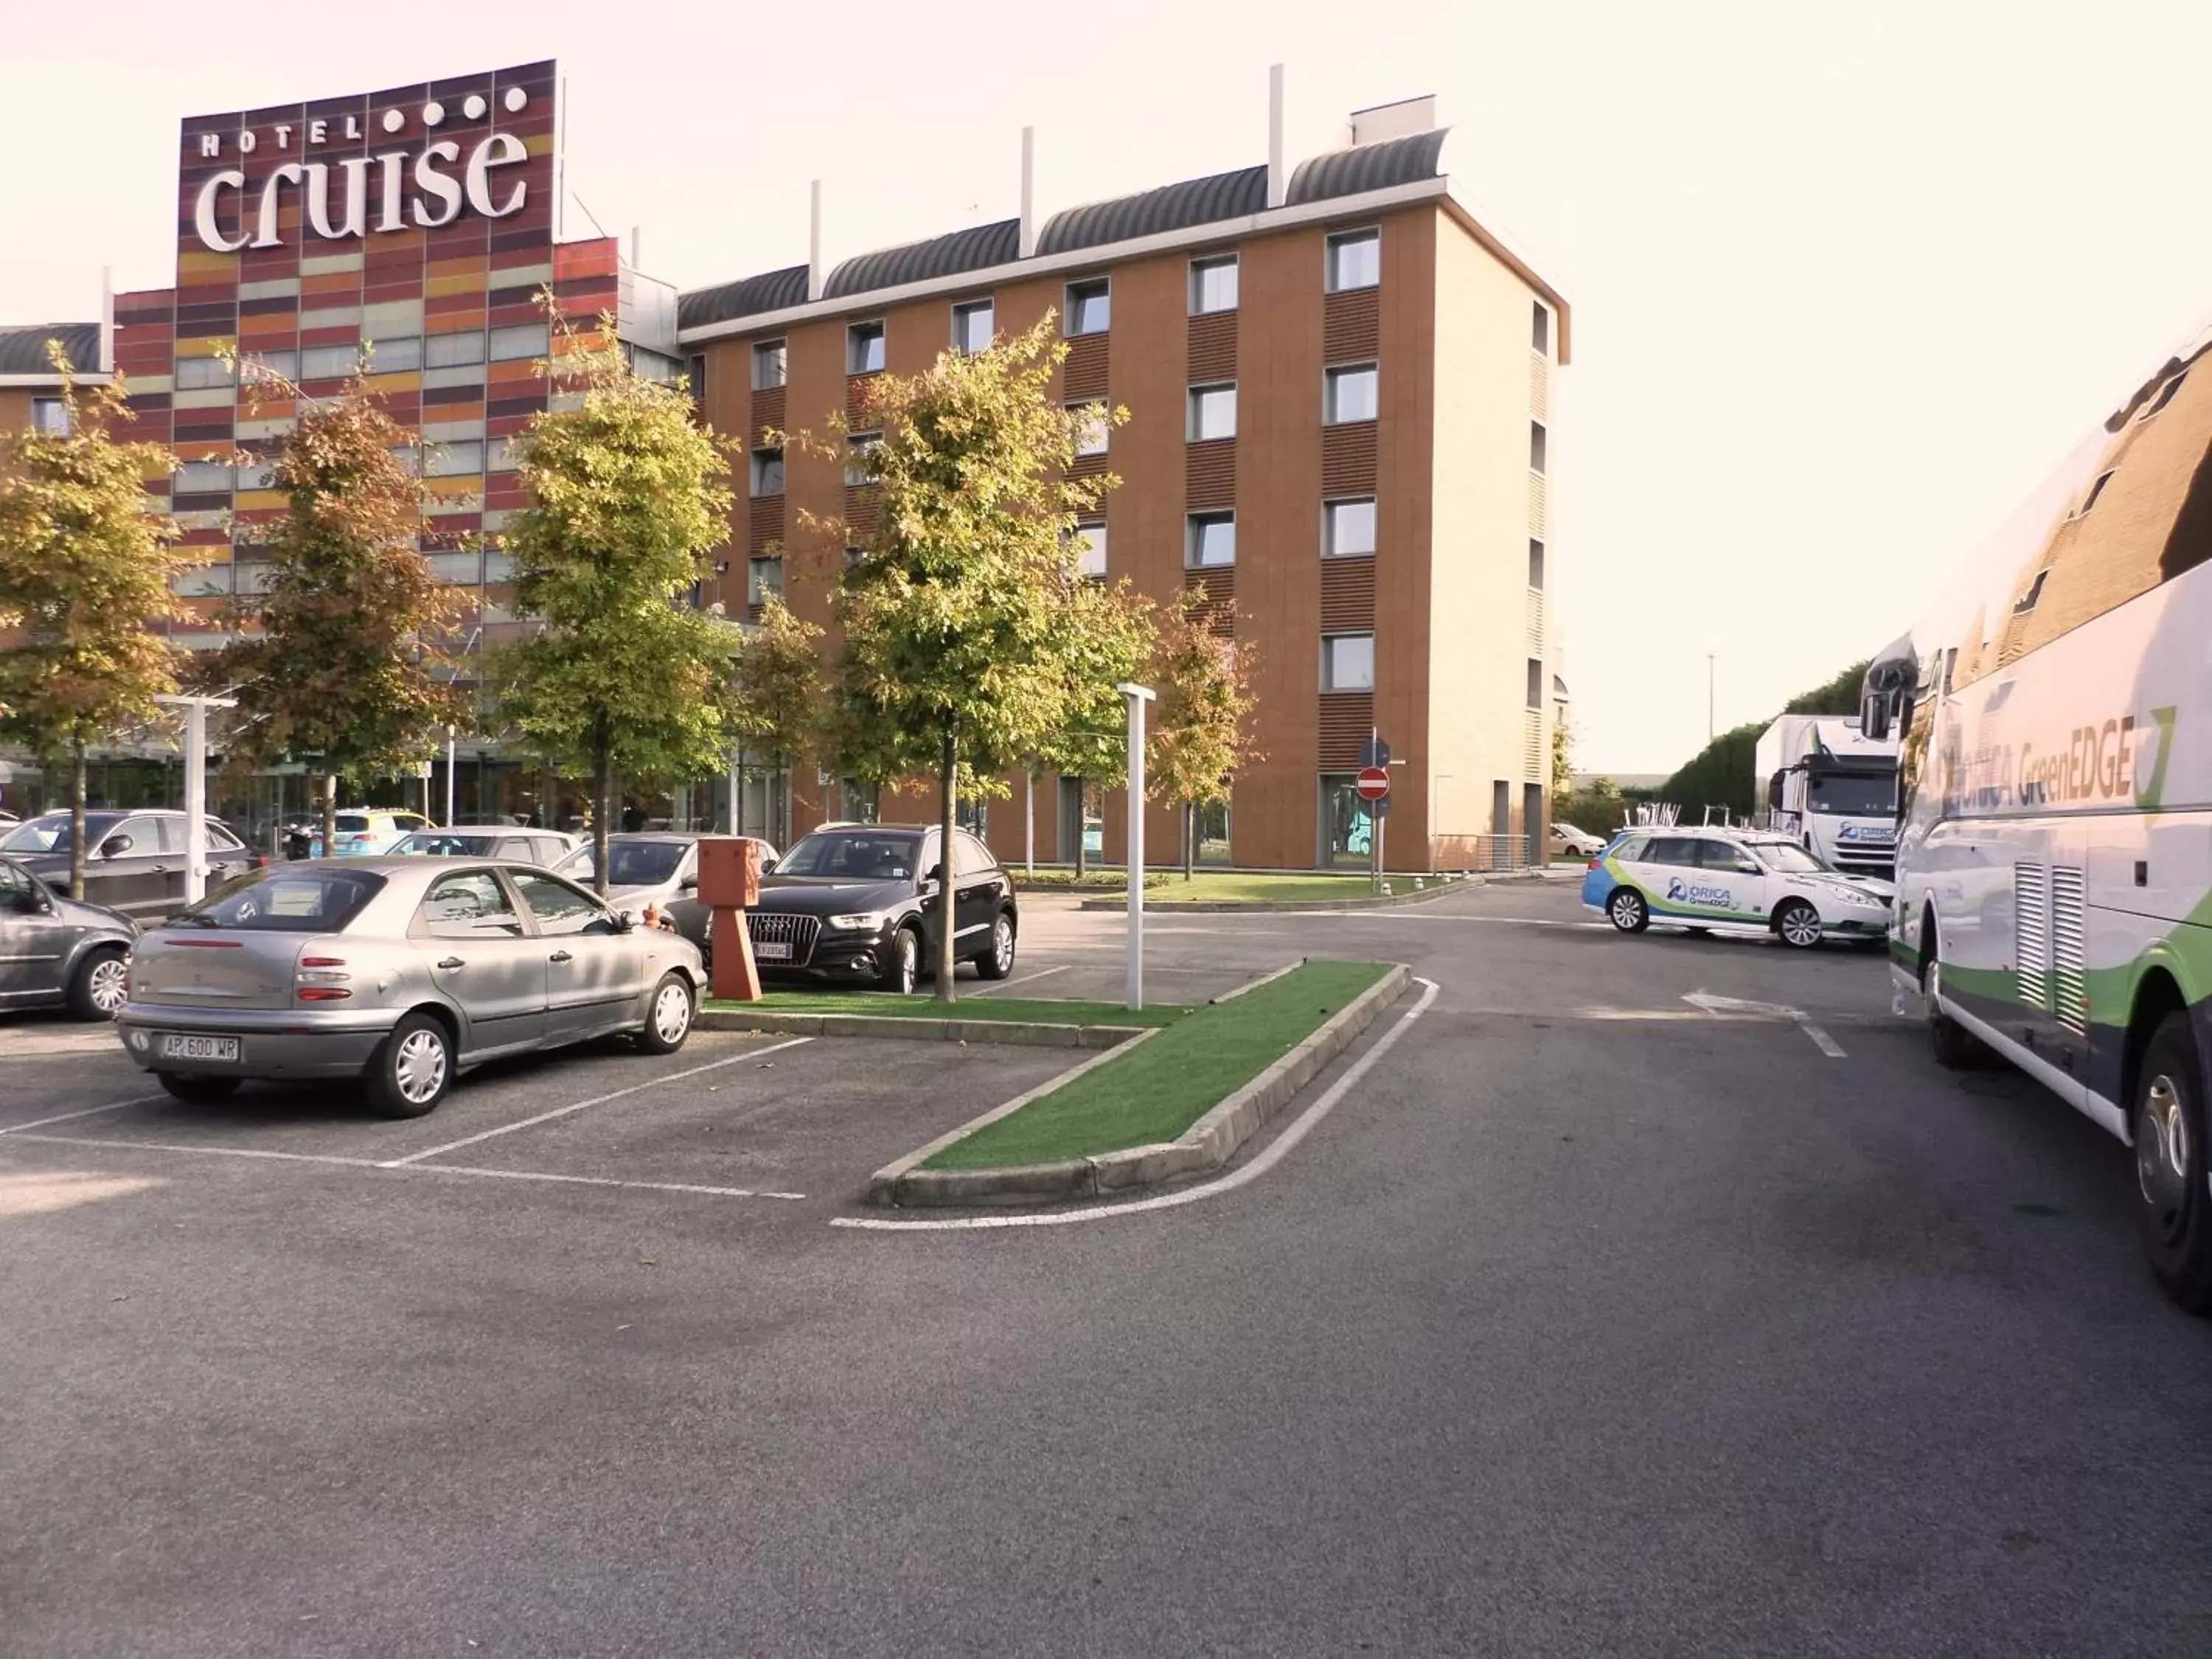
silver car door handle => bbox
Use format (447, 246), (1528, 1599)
(549, 949), (574, 964)
(437, 956), (465, 970)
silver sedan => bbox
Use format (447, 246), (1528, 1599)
(114, 858), (705, 1117)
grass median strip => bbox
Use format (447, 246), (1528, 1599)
(1085, 873), (1430, 905)
(920, 959), (1393, 1170)
(703, 990), (1184, 1028)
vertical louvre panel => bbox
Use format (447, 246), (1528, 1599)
(1528, 471), (1548, 536)
(2014, 861), (2051, 1013)
(1523, 709), (1543, 780)
(1186, 438), (1236, 509)
(2051, 866), (2088, 1036)
(1062, 333), (1109, 399)
(1185, 566), (1234, 636)
(1319, 557), (1376, 630)
(1318, 693), (1374, 768)
(1186, 311), (1237, 381)
(1529, 349), (1549, 421)
(1322, 288), (1380, 361)
(1526, 588), (1545, 655)
(845, 373), (879, 420)
(748, 495), (785, 551)
(750, 383), (785, 445)
(1322, 422), (1378, 495)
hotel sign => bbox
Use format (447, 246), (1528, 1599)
(182, 63), (554, 255)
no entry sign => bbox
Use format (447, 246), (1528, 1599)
(1355, 767), (1391, 801)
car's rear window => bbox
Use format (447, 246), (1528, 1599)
(173, 868), (386, 932)
(394, 832), (500, 856)
(335, 815), (371, 832)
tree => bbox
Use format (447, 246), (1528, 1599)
(203, 362), (465, 858)
(1550, 712), (1575, 798)
(810, 315), (1148, 1001)
(0, 346), (190, 897)
(493, 311), (738, 894)
(1024, 574), (1154, 883)
(727, 595), (823, 841)
(1147, 586), (1260, 880)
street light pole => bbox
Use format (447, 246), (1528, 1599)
(1116, 681), (1156, 1010)
(156, 693), (237, 904)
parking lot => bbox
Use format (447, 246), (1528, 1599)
(9, 877), (2212, 1658)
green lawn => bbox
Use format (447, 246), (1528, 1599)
(704, 989), (1185, 1028)
(1006, 869), (1170, 891)
(922, 959), (1393, 1170)
(1077, 872), (1429, 905)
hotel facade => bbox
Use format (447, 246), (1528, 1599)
(1, 62), (1569, 872)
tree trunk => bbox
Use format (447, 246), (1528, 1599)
(320, 774), (338, 861)
(592, 734), (613, 898)
(1074, 782), (1088, 883)
(69, 740), (88, 901)
(936, 726), (958, 1004)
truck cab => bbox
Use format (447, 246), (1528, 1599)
(1756, 714), (1899, 881)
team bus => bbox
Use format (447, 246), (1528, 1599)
(1864, 315), (2212, 1310)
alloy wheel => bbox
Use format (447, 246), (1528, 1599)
(394, 1028), (448, 1105)
(2138, 1073), (2193, 1245)
(992, 918), (1014, 974)
(897, 931), (918, 994)
(88, 956), (128, 1016)
(1779, 903), (1823, 947)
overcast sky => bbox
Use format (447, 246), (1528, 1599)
(7, 0), (2209, 775)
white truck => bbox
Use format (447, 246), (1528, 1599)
(1755, 714), (1899, 881)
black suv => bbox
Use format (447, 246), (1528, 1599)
(746, 824), (1017, 994)
(0, 811), (255, 922)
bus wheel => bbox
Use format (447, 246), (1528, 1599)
(1924, 958), (1983, 1069)
(2132, 1012), (2212, 1312)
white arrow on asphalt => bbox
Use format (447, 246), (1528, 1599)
(1683, 990), (1846, 1057)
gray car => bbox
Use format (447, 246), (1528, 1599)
(0, 856), (136, 1020)
(114, 858), (705, 1117)
(554, 835), (780, 956)
(389, 828), (578, 866)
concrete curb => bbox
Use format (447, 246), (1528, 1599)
(1077, 882), (1476, 914)
(696, 1008), (1143, 1049)
(869, 962), (1413, 1208)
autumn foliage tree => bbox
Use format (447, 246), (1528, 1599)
(727, 594), (824, 841)
(803, 315), (1152, 1001)
(0, 347), (191, 897)
(494, 313), (738, 893)
(1147, 586), (1261, 879)
(203, 363), (465, 857)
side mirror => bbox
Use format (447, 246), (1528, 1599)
(1860, 689), (1891, 741)
(922, 863), (943, 887)
(678, 873), (698, 892)
(1735, 859), (1761, 875)
(1766, 772), (1785, 810)
(100, 834), (133, 858)
(759, 856), (777, 875)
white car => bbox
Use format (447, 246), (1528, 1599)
(1581, 826), (1891, 948)
(1551, 821), (1607, 857)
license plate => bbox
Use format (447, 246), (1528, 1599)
(754, 941), (792, 961)
(159, 1033), (241, 1062)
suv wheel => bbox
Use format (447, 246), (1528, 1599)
(880, 925), (920, 995)
(975, 912), (1016, 980)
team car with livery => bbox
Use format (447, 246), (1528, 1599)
(1580, 826), (1892, 948)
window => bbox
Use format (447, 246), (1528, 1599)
(751, 446), (785, 497)
(1323, 633), (1376, 692)
(843, 546), (866, 570)
(752, 340), (787, 389)
(29, 398), (68, 437)
(1326, 229), (1380, 292)
(1069, 400), (1109, 456)
(425, 332), (485, 369)
(1530, 421), (1548, 475)
(175, 357), (233, 390)
(1324, 498), (1376, 558)
(368, 336), (422, 374)
(300, 344), (359, 380)
(1073, 524), (1107, 577)
(1186, 383), (1237, 442)
(686, 354), (706, 403)
(490, 323), (547, 363)
(1526, 658), (1544, 709)
(487, 437), (519, 473)
(1324, 363), (1378, 424)
(1528, 538), (1545, 589)
(951, 300), (995, 355)
(955, 830), (995, 877)
(1320, 776), (1375, 867)
(237, 458), (275, 490)
(424, 439), (483, 478)
(1531, 302), (1551, 355)
(847, 321), (886, 375)
(1186, 512), (1237, 569)
(243, 349), (297, 383)
(1065, 278), (1110, 336)
(2143, 370), (2189, 420)
(418, 869), (524, 938)
(844, 432), (880, 486)
(748, 556), (783, 606)
(2012, 570), (2049, 616)
(2075, 469), (2115, 517)
(1190, 256), (1239, 315)
(174, 460), (233, 495)
(510, 870), (608, 936)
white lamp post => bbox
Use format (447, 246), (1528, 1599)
(155, 693), (237, 903)
(1116, 681), (1156, 1009)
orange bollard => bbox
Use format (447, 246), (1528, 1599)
(698, 836), (765, 1003)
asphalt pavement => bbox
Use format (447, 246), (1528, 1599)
(4, 875), (2211, 1657)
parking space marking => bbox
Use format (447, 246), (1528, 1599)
(830, 976), (1441, 1232)
(378, 1035), (816, 1168)
(966, 964), (1070, 995)
(0, 1096), (169, 1136)
(1800, 1021), (1848, 1059)
(1683, 991), (1850, 1058)
(2, 1132), (383, 1169)
(406, 1163), (805, 1202)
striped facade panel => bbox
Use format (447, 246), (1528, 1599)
(751, 383), (786, 446)
(1322, 420), (1378, 495)
(748, 493), (786, 552)
(1320, 556), (1376, 631)
(1318, 692), (1374, 768)
(1322, 288), (1380, 361)
(1184, 566), (1235, 636)
(1186, 438), (1235, 509)
(1186, 310), (1237, 382)
(1062, 333), (1109, 400)
(845, 373), (878, 421)
(845, 484), (880, 540)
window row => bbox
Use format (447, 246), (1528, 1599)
(735, 229), (1387, 392)
(177, 324), (549, 390)
(172, 437), (521, 494)
(1064, 500), (1380, 574)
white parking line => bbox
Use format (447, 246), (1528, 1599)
(378, 1035), (815, 1168)
(2, 1133), (383, 1169)
(1800, 1021), (1848, 1059)
(406, 1163), (805, 1201)
(965, 964), (1071, 996)
(0, 1096), (168, 1136)
(1683, 991), (1848, 1057)
(830, 975), (1441, 1232)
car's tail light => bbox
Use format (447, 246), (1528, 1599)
(296, 987), (352, 1001)
(1587, 857), (1601, 871)
(300, 956), (345, 968)
(296, 956), (351, 1001)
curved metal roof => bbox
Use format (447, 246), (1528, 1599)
(1287, 128), (1449, 207)
(826, 219), (1020, 302)
(677, 266), (810, 332)
(0, 321), (99, 378)
(1038, 165), (1267, 258)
